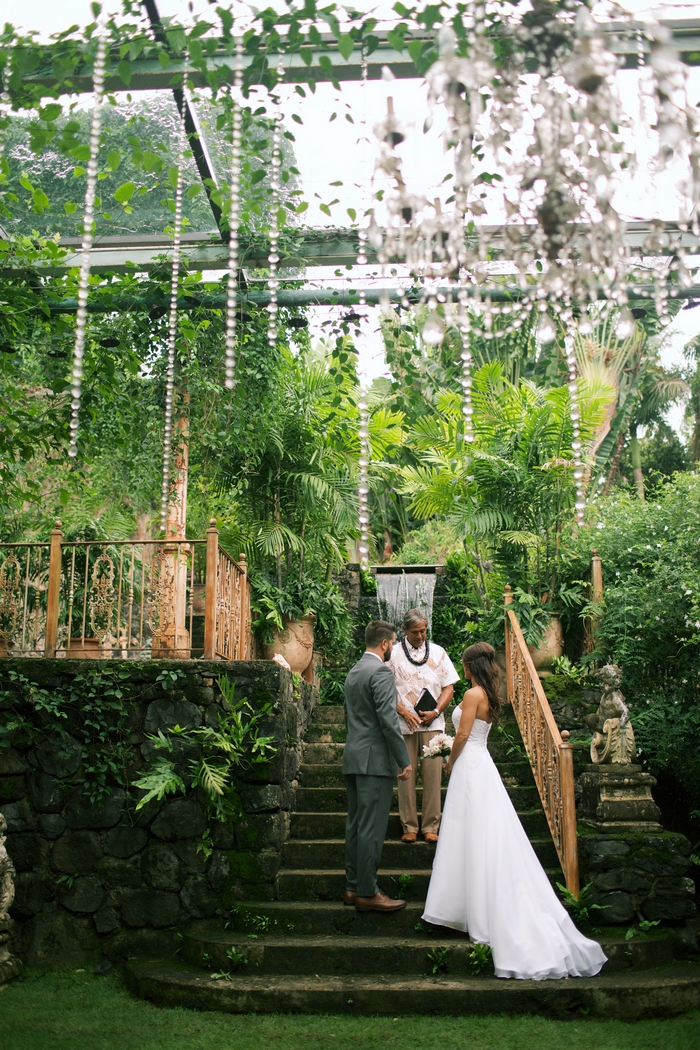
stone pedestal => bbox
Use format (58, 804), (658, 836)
(0, 916), (22, 985)
(579, 764), (662, 833)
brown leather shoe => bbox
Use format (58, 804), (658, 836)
(343, 889), (357, 906)
(355, 892), (406, 913)
(424, 833), (439, 844)
(401, 832), (417, 843)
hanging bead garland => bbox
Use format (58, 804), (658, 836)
(68, 22), (108, 459)
(159, 90), (187, 532)
(267, 61), (284, 349)
(357, 395), (371, 571)
(458, 287), (474, 443)
(565, 330), (585, 527)
(224, 36), (244, 389)
(355, 44), (368, 311)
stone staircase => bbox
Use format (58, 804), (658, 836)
(126, 704), (700, 1018)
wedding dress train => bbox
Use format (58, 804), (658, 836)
(422, 708), (607, 980)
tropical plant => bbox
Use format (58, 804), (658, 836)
(401, 361), (613, 604)
(133, 678), (277, 821)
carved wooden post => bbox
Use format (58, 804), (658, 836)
(589, 548), (604, 651)
(238, 553), (247, 661)
(503, 584), (513, 704)
(559, 730), (580, 898)
(45, 520), (63, 657)
(203, 519), (219, 661)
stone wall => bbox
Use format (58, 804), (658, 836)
(0, 658), (316, 968)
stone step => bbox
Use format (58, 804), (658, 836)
(289, 808), (550, 840)
(299, 760), (536, 788)
(309, 706), (346, 726)
(292, 783), (541, 813)
(302, 740), (529, 764)
(282, 837), (559, 871)
(304, 724), (528, 761)
(183, 931), (485, 976)
(125, 959), (700, 1018)
(215, 900), (460, 937)
(181, 923), (676, 977)
(276, 869), (434, 901)
(276, 868), (564, 902)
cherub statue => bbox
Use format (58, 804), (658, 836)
(586, 664), (636, 764)
(0, 813), (16, 918)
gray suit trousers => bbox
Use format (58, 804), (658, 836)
(344, 773), (394, 897)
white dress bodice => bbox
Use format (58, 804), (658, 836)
(451, 707), (491, 748)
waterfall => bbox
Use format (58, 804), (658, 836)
(375, 573), (437, 634)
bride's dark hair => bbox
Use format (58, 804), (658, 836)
(462, 641), (502, 723)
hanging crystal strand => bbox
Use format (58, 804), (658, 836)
(357, 394), (371, 570)
(159, 87), (187, 532)
(565, 330), (585, 527)
(224, 36), (244, 389)
(68, 20), (108, 458)
(267, 60), (284, 348)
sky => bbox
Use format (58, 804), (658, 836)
(6, 0), (700, 430)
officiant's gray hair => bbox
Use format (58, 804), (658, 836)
(402, 608), (427, 631)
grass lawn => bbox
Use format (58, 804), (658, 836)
(0, 970), (699, 1050)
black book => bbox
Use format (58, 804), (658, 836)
(414, 688), (438, 713)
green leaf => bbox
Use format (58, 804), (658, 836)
(337, 34), (355, 61)
(320, 203), (331, 216)
(167, 166), (180, 189)
(250, 169), (266, 185)
(40, 103), (63, 122)
(117, 60), (132, 86)
(296, 201), (309, 214)
(346, 207), (356, 221)
(291, 113), (303, 124)
(106, 150), (121, 172)
(114, 181), (136, 204)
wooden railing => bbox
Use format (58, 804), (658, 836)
(203, 521), (255, 661)
(0, 519), (254, 662)
(504, 586), (580, 896)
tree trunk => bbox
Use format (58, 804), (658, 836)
(630, 425), (645, 500)
(601, 429), (626, 496)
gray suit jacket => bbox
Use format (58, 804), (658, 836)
(342, 652), (411, 777)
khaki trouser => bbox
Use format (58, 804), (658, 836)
(398, 730), (443, 836)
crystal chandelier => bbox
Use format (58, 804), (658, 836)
(368, 2), (700, 521)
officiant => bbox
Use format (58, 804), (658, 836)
(389, 608), (460, 844)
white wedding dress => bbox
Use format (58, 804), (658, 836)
(422, 708), (607, 980)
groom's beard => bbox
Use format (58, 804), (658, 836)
(383, 648), (392, 662)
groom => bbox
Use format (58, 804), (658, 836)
(343, 620), (412, 913)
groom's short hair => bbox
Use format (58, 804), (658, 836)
(365, 620), (396, 648)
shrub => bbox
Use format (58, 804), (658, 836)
(562, 472), (700, 809)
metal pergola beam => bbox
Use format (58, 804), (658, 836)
(4, 222), (696, 276)
(42, 283), (700, 314)
(141, 0), (225, 239)
(16, 19), (700, 96)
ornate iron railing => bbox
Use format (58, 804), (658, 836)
(504, 587), (580, 896)
(0, 520), (254, 662)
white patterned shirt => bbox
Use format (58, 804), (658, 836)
(389, 640), (460, 735)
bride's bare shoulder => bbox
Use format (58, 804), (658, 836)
(461, 685), (486, 708)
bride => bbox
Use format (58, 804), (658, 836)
(422, 641), (607, 981)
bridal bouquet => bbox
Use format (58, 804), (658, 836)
(422, 733), (454, 759)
